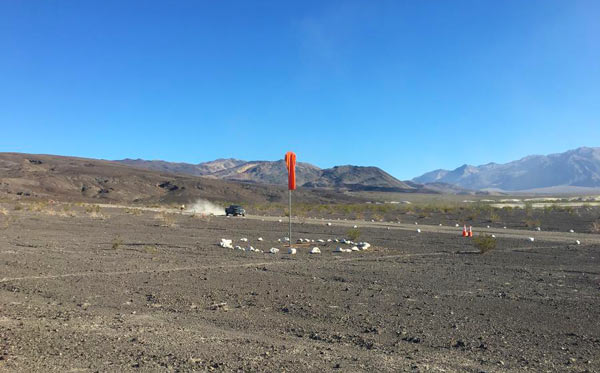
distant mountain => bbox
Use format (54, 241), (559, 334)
(303, 165), (414, 191)
(116, 158), (418, 192)
(0, 153), (364, 205)
(413, 147), (600, 192)
(118, 158), (246, 177)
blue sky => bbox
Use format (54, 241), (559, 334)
(1, 1), (598, 179)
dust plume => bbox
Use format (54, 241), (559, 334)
(186, 199), (225, 216)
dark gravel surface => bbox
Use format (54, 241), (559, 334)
(1, 207), (599, 372)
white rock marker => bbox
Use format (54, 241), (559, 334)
(278, 219), (283, 223)
(569, 229), (575, 233)
(528, 237), (535, 242)
(491, 234), (496, 238)
(417, 228), (421, 233)
(535, 227), (541, 231)
(353, 225), (358, 229)
(455, 223), (460, 227)
(317, 239), (325, 243)
(310, 247), (321, 254)
(327, 222), (332, 226)
(240, 238), (248, 242)
(235, 245), (243, 250)
(575, 240), (581, 245)
(257, 237), (263, 241)
(351, 246), (360, 252)
(246, 246), (256, 252)
(334, 247), (345, 253)
(269, 248), (280, 254)
(288, 248), (297, 255)
(219, 239), (233, 249)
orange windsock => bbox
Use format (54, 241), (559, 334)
(284, 151), (296, 190)
(468, 226), (473, 237)
(462, 225), (467, 237)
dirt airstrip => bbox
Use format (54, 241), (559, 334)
(1, 205), (599, 372)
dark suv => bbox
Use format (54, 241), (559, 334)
(225, 205), (246, 216)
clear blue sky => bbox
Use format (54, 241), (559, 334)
(1, 1), (599, 179)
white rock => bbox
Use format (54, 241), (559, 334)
(219, 239), (233, 249)
(317, 239), (325, 243)
(358, 242), (371, 250)
(575, 240), (581, 245)
(387, 227), (390, 230)
(334, 247), (345, 253)
(246, 246), (256, 252)
(569, 229), (575, 233)
(491, 234), (496, 238)
(235, 245), (243, 250)
(298, 238), (304, 243)
(503, 226), (507, 229)
(284, 237), (290, 242)
(327, 239), (332, 242)
(288, 248), (297, 255)
(327, 222), (332, 226)
(310, 247), (321, 254)
(535, 227), (541, 231)
(278, 219), (283, 223)
(257, 237), (263, 241)
(487, 225), (490, 228)
(351, 246), (360, 252)
(455, 223), (460, 227)
(528, 237), (535, 242)
(269, 248), (280, 254)
(439, 224), (443, 226)
(240, 238), (248, 242)
(417, 229), (421, 233)
(415, 222), (418, 225)
(353, 225), (358, 229)
(334, 239), (339, 243)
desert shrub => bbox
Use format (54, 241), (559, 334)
(125, 208), (142, 216)
(524, 202), (534, 217)
(473, 234), (496, 254)
(85, 204), (101, 214)
(487, 211), (500, 223)
(13, 204), (23, 211)
(524, 218), (541, 228)
(29, 201), (49, 212)
(591, 221), (600, 234)
(111, 236), (123, 250)
(346, 228), (361, 242)
(155, 212), (176, 227)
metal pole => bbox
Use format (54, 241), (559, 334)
(288, 189), (292, 247)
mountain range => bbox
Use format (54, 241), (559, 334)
(413, 147), (600, 192)
(117, 158), (421, 192)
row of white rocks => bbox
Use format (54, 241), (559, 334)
(218, 238), (371, 254)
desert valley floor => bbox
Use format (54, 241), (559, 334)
(1, 205), (599, 372)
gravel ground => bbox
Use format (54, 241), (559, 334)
(1, 207), (599, 372)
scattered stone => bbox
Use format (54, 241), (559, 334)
(310, 247), (321, 254)
(528, 237), (535, 242)
(269, 248), (280, 254)
(257, 237), (263, 241)
(417, 229), (421, 233)
(288, 248), (297, 255)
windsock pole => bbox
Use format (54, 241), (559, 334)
(285, 151), (297, 248)
(289, 189), (292, 247)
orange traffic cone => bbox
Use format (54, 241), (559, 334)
(462, 225), (467, 237)
(468, 226), (473, 237)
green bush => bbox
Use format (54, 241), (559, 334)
(473, 235), (496, 254)
(346, 228), (361, 241)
